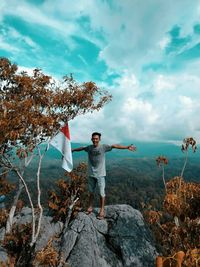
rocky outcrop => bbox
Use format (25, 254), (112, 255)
(14, 207), (64, 252)
(0, 204), (157, 267)
(60, 204), (157, 267)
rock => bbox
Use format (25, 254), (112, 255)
(20, 206), (32, 216)
(0, 205), (157, 266)
(60, 204), (157, 267)
(13, 210), (63, 252)
(35, 216), (63, 252)
(0, 227), (5, 242)
(13, 206), (33, 225)
(0, 247), (9, 265)
(8, 211), (63, 266)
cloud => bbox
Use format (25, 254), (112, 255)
(154, 75), (175, 93)
(7, 27), (39, 50)
(92, 0), (200, 73)
(71, 66), (200, 143)
(4, 1), (76, 34)
(70, 71), (160, 143)
(1, 0), (200, 143)
(0, 35), (19, 53)
(179, 95), (193, 108)
(158, 36), (170, 50)
(2, 0), (200, 73)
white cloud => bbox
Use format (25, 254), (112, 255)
(179, 95), (193, 108)
(87, 0), (200, 72)
(123, 97), (159, 124)
(113, 71), (140, 97)
(2, 0), (200, 143)
(70, 67), (200, 143)
(158, 36), (170, 50)
(0, 2), (6, 22)
(5, 1), (71, 32)
(1, 0), (105, 51)
(70, 72), (160, 143)
(0, 0), (79, 52)
(0, 36), (19, 52)
(7, 27), (39, 50)
(2, 0), (199, 70)
(154, 75), (175, 93)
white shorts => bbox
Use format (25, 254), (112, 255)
(88, 176), (105, 197)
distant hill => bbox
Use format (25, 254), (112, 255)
(6, 141), (200, 209)
(26, 141), (200, 185)
(7, 142), (200, 181)
(45, 141), (200, 162)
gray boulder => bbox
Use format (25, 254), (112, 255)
(13, 209), (64, 252)
(0, 247), (10, 266)
(61, 204), (157, 267)
(0, 227), (5, 242)
(35, 216), (63, 252)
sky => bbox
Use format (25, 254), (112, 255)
(1, 0), (200, 144)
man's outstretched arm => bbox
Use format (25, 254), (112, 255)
(111, 144), (136, 151)
(72, 147), (86, 152)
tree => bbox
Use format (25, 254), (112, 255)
(145, 140), (200, 267)
(0, 57), (111, 250)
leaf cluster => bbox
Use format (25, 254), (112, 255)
(164, 176), (200, 219)
(0, 209), (9, 228)
(34, 238), (59, 267)
(0, 57), (111, 157)
(181, 137), (197, 153)
(145, 177), (200, 266)
(156, 156), (168, 166)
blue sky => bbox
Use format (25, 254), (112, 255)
(1, 0), (200, 144)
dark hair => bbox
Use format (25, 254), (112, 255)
(92, 132), (101, 138)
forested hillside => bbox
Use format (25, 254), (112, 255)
(5, 143), (200, 210)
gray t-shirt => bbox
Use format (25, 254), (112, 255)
(84, 144), (112, 177)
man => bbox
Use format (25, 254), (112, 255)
(72, 132), (136, 219)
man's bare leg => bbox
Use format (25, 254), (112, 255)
(87, 193), (94, 213)
(98, 196), (105, 218)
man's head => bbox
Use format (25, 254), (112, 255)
(91, 132), (101, 147)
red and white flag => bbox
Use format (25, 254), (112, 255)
(50, 123), (73, 172)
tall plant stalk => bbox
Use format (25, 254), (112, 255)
(181, 150), (188, 178)
(156, 156), (168, 192)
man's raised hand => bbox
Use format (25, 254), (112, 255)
(128, 144), (137, 151)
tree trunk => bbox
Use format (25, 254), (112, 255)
(5, 154), (34, 234)
(6, 179), (23, 233)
